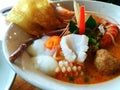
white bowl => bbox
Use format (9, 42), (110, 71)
(2, 0), (120, 90)
(0, 41), (15, 90)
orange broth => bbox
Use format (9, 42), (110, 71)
(53, 33), (120, 84)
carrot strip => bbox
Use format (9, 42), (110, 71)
(45, 36), (61, 50)
(79, 5), (85, 34)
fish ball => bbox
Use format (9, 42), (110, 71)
(32, 55), (58, 76)
(27, 36), (49, 56)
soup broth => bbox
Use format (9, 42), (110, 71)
(54, 33), (120, 84)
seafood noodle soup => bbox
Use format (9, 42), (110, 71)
(7, 0), (120, 84)
(26, 14), (120, 84)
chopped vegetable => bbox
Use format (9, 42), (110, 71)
(84, 77), (90, 83)
(79, 5), (85, 34)
(69, 20), (79, 34)
(45, 36), (61, 50)
(85, 16), (101, 52)
(86, 15), (97, 29)
(73, 1), (80, 26)
(93, 42), (101, 51)
(68, 76), (74, 82)
(82, 68), (88, 73)
(88, 36), (101, 52)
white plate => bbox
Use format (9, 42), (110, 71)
(0, 41), (15, 90)
(2, 0), (120, 90)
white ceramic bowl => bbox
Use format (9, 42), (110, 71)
(2, 1), (120, 90)
(0, 41), (15, 90)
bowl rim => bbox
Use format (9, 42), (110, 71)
(2, 0), (120, 90)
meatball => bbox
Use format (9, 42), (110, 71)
(94, 49), (120, 75)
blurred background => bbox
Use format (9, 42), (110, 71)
(96, 0), (120, 5)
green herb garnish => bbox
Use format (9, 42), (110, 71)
(82, 68), (88, 73)
(85, 16), (101, 52)
(94, 42), (101, 51)
(86, 15), (97, 29)
(68, 76), (74, 82)
(69, 20), (79, 34)
(84, 77), (90, 83)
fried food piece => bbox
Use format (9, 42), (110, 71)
(6, 0), (65, 36)
(94, 49), (120, 75)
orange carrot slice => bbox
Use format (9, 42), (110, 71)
(45, 36), (61, 50)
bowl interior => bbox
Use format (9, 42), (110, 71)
(2, 1), (120, 90)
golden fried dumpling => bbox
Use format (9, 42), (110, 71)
(7, 0), (62, 36)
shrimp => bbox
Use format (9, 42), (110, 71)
(55, 4), (74, 24)
(86, 13), (119, 47)
(97, 17), (119, 47)
(100, 22), (119, 47)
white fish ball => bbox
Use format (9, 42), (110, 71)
(31, 55), (58, 76)
(27, 36), (49, 56)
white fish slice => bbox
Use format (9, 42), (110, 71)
(60, 34), (89, 63)
(60, 35), (76, 62)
